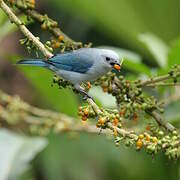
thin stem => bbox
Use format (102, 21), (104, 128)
(138, 71), (180, 87)
(147, 111), (175, 132)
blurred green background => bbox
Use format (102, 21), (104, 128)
(0, 0), (180, 179)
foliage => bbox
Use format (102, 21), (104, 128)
(0, 0), (180, 180)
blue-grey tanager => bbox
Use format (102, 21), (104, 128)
(17, 48), (121, 99)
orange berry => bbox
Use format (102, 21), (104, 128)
(58, 35), (64, 42)
(138, 134), (144, 139)
(81, 116), (87, 121)
(146, 125), (150, 131)
(136, 139), (143, 148)
(103, 87), (108, 93)
(145, 134), (150, 141)
(98, 117), (105, 125)
(54, 42), (60, 48)
(31, 0), (35, 4)
(113, 118), (119, 126)
(83, 108), (89, 116)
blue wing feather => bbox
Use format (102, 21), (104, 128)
(48, 50), (93, 73)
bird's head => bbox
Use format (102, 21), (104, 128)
(100, 49), (121, 71)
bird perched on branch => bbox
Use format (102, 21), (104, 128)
(17, 48), (121, 99)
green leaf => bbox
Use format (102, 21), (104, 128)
(123, 59), (151, 76)
(0, 129), (47, 180)
(0, 15), (31, 41)
(165, 101), (180, 122)
(138, 33), (169, 68)
(0, 10), (6, 26)
(168, 38), (180, 67)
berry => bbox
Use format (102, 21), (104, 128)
(145, 134), (150, 141)
(83, 108), (89, 116)
(152, 137), (158, 143)
(113, 118), (119, 126)
(58, 35), (64, 42)
(138, 134), (144, 139)
(136, 139), (143, 149)
(81, 116), (87, 121)
(98, 117), (105, 125)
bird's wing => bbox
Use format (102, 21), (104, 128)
(48, 51), (93, 73)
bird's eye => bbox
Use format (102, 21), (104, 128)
(106, 57), (110, 61)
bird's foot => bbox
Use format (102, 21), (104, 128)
(82, 93), (94, 101)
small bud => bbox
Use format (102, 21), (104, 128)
(136, 139), (143, 149)
(138, 134), (144, 140)
(152, 137), (158, 143)
(158, 131), (164, 136)
(58, 35), (64, 42)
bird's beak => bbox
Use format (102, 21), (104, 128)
(113, 63), (121, 71)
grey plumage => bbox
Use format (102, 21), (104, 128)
(17, 48), (121, 99)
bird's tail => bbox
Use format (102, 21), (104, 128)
(16, 59), (48, 67)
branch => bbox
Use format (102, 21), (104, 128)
(113, 76), (176, 132)
(0, 0), (53, 58)
(146, 111), (175, 132)
(138, 70), (180, 87)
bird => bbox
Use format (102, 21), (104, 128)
(17, 48), (121, 99)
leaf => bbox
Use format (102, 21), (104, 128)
(168, 38), (180, 67)
(138, 33), (169, 67)
(165, 101), (180, 122)
(123, 59), (151, 76)
(0, 10), (6, 26)
(0, 129), (47, 180)
(0, 15), (31, 41)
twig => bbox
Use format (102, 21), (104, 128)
(147, 111), (175, 132)
(146, 82), (180, 87)
(0, 0), (53, 58)
(138, 71), (180, 87)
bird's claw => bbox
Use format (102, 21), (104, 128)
(83, 94), (94, 101)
